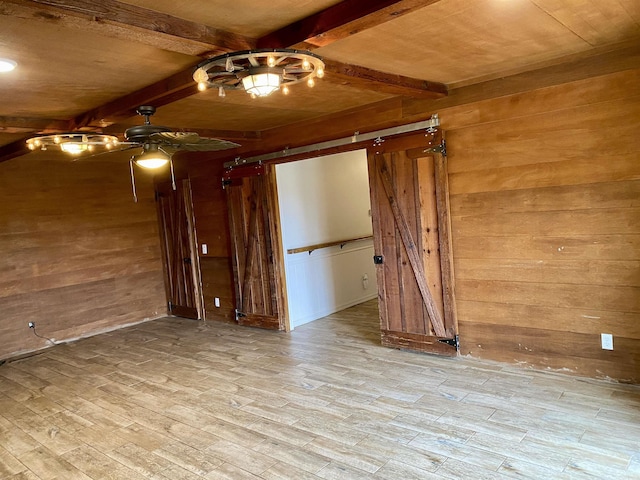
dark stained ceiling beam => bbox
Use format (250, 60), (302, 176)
(0, 0), (447, 163)
(323, 59), (447, 98)
(257, 0), (443, 49)
(6, 0), (254, 54)
(0, 116), (69, 133)
(70, 68), (200, 130)
(239, 44), (640, 161)
(0, 139), (32, 164)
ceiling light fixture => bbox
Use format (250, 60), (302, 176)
(0, 58), (17, 72)
(193, 49), (325, 98)
(132, 143), (171, 169)
(129, 144), (175, 203)
(26, 133), (119, 155)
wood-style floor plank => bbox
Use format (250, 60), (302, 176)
(1, 300), (639, 479)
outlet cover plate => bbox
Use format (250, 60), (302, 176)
(601, 333), (613, 350)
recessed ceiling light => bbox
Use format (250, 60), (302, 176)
(0, 59), (17, 72)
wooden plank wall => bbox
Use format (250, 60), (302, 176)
(180, 68), (640, 383)
(0, 156), (167, 360)
(441, 68), (640, 382)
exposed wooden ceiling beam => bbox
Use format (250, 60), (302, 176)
(7, 0), (254, 54)
(232, 44), (640, 162)
(323, 59), (447, 98)
(1, 0), (447, 163)
(257, 0), (443, 49)
(0, 139), (32, 164)
(0, 116), (69, 133)
(70, 68), (200, 130)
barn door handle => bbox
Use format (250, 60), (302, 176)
(183, 257), (192, 264)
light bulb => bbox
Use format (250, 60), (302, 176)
(225, 57), (234, 72)
(307, 77), (315, 88)
(60, 142), (88, 155)
(0, 59), (16, 73)
(267, 56), (276, 67)
(317, 67), (324, 78)
(198, 82), (207, 92)
(218, 86), (226, 97)
(135, 158), (169, 169)
(302, 58), (310, 70)
(54, 136), (61, 144)
(282, 85), (289, 95)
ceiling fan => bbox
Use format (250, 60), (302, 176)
(27, 105), (241, 201)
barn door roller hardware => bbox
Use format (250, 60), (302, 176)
(225, 115), (440, 168)
(438, 335), (459, 351)
(424, 139), (446, 156)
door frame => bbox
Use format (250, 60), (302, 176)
(367, 129), (458, 355)
(224, 163), (289, 331)
(222, 123), (456, 353)
(156, 178), (205, 319)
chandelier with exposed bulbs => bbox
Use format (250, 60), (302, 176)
(193, 49), (325, 98)
(26, 133), (119, 155)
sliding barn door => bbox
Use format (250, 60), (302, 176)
(156, 179), (204, 319)
(224, 164), (287, 330)
(368, 130), (458, 355)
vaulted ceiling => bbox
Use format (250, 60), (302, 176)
(1, 0), (639, 163)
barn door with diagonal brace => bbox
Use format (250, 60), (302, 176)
(156, 179), (204, 319)
(368, 130), (458, 355)
(224, 164), (287, 330)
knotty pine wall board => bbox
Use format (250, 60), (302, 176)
(0, 157), (166, 360)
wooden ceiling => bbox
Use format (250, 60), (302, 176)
(1, 0), (639, 162)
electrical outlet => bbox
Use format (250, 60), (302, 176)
(601, 333), (613, 350)
(28, 322), (35, 329)
(214, 297), (220, 308)
(202, 244), (208, 255)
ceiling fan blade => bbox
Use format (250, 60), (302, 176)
(74, 144), (138, 160)
(150, 132), (200, 144)
(150, 132), (240, 151)
(176, 140), (241, 152)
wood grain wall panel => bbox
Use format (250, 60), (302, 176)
(460, 323), (639, 382)
(0, 157), (166, 360)
(455, 279), (639, 314)
(199, 257), (235, 322)
(450, 181), (640, 216)
(445, 68), (640, 382)
(456, 300), (640, 339)
(453, 234), (640, 262)
(455, 258), (640, 287)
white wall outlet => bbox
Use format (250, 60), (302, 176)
(214, 297), (220, 308)
(202, 244), (208, 255)
(601, 333), (613, 350)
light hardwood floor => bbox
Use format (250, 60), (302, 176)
(1, 300), (639, 479)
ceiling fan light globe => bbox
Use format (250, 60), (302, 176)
(135, 157), (169, 169)
(60, 142), (88, 155)
(133, 145), (171, 169)
(242, 72), (281, 97)
(0, 58), (17, 72)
